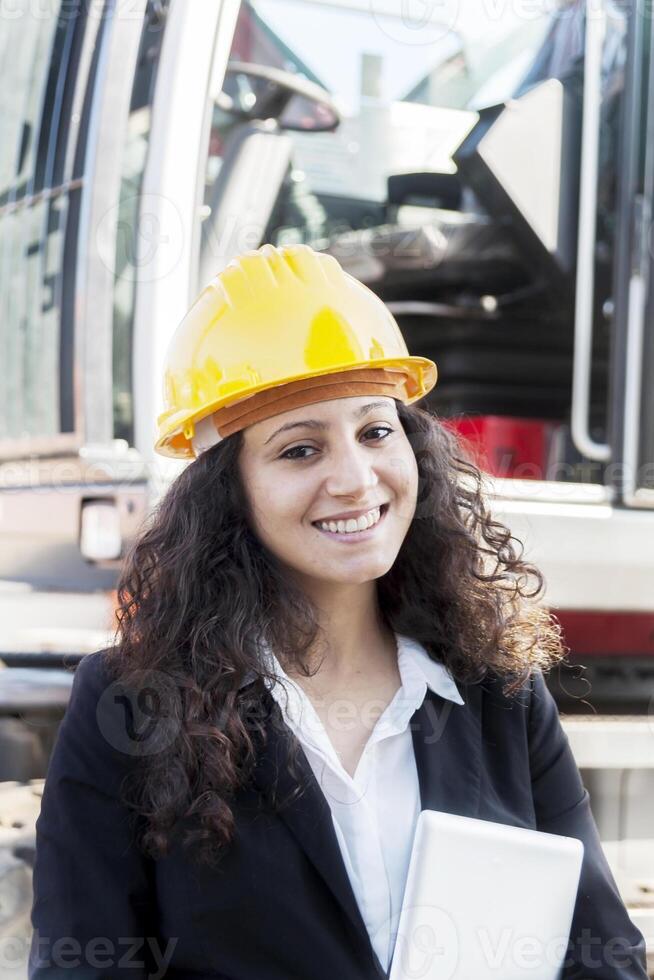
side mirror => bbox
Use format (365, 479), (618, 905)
(222, 60), (340, 133)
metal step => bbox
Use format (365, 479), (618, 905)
(561, 715), (654, 769)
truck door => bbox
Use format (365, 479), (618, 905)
(606, 0), (654, 511)
(0, 0), (162, 597)
(0, 1), (242, 611)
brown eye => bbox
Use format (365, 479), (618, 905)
(363, 426), (393, 441)
(280, 444), (318, 460)
(279, 426), (393, 461)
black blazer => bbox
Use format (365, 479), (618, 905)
(29, 649), (649, 979)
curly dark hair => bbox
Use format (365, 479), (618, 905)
(105, 399), (566, 868)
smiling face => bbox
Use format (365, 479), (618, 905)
(237, 395), (419, 593)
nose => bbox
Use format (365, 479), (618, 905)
(323, 439), (379, 499)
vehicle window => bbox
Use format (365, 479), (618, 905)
(0, 4), (64, 443)
(196, 0), (552, 272)
(0, 1), (95, 450)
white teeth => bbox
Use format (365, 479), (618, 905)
(316, 506), (382, 534)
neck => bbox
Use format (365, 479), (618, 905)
(291, 579), (397, 683)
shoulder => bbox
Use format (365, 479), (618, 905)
(66, 648), (122, 727)
(71, 646), (115, 690)
(59, 648), (159, 775)
(476, 665), (551, 711)
(472, 667), (561, 742)
(473, 667), (569, 770)
(473, 667), (532, 716)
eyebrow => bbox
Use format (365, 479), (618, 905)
(263, 400), (393, 445)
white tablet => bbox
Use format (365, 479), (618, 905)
(388, 809), (584, 980)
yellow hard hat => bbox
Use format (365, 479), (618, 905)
(155, 243), (437, 459)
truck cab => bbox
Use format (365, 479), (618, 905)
(1, 0), (652, 706)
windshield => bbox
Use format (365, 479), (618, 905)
(252, 0), (553, 114)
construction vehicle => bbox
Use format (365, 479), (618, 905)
(0, 0), (652, 971)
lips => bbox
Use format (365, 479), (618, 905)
(312, 503), (389, 538)
(312, 503), (388, 524)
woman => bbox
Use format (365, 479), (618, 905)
(29, 243), (648, 979)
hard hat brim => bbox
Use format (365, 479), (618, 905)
(155, 356), (437, 460)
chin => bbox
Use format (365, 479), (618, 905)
(315, 556), (397, 586)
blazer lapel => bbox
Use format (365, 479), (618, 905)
(250, 682), (483, 978)
(250, 693), (388, 976)
(411, 682), (483, 817)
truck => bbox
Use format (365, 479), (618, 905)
(0, 0), (652, 970)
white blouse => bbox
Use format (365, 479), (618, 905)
(257, 632), (465, 972)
